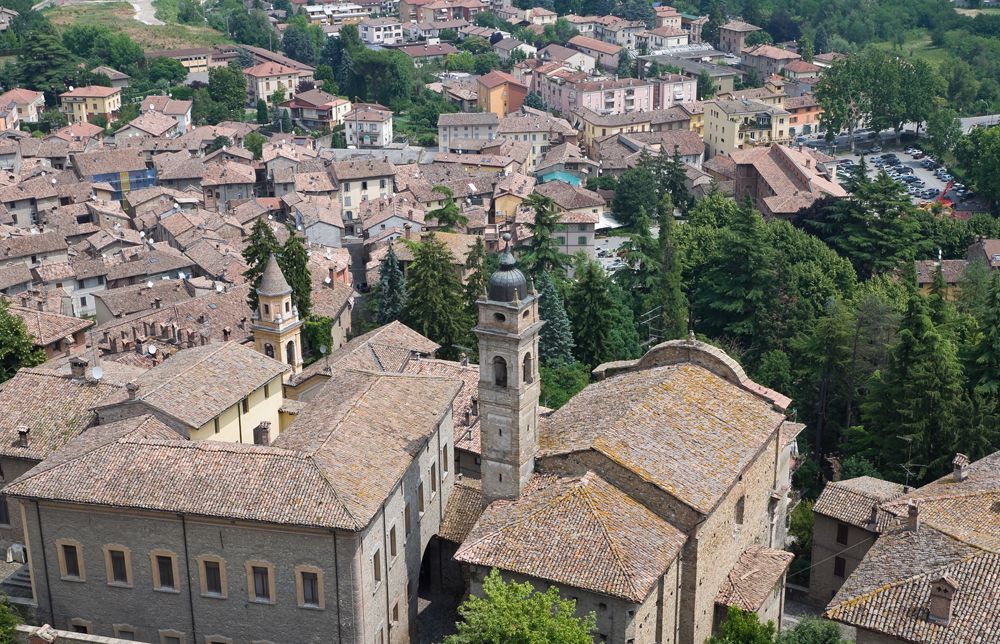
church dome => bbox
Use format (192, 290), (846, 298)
(487, 234), (528, 302)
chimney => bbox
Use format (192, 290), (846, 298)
(404, 223), (412, 240)
(223, 327), (231, 341)
(464, 410), (472, 426)
(154, 297), (162, 309)
(471, 396), (479, 416)
(15, 426), (29, 448)
(135, 337), (144, 355)
(907, 500), (920, 532)
(328, 267), (336, 283)
(36, 300), (44, 312)
(460, 352), (469, 367)
(27, 624), (58, 644)
(126, 382), (140, 400)
(69, 356), (87, 378)
(928, 576), (958, 625)
(952, 453), (970, 482)
(867, 502), (879, 530)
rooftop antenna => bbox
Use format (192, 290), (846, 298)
(896, 435), (926, 488)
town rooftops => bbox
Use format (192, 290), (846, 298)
(915, 259), (968, 286)
(720, 20), (761, 32)
(742, 44), (802, 60)
(201, 161), (255, 186)
(568, 35), (622, 55)
(141, 95), (193, 116)
(6, 304), (92, 346)
(825, 451), (1000, 643)
(438, 112), (499, 128)
(91, 66), (130, 82)
(814, 476), (906, 530)
(0, 231), (67, 260)
(716, 545), (794, 611)
(399, 43), (459, 58)
(329, 159), (395, 181)
(119, 111), (178, 137)
(456, 471), (687, 602)
(95, 341), (289, 429)
(478, 69), (524, 89)
(243, 62), (301, 78)
(782, 59), (823, 74)
(59, 85), (120, 99)
(73, 149), (148, 177)
(534, 180), (603, 212)
(344, 104), (392, 122)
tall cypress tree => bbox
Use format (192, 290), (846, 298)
(402, 233), (470, 359)
(537, 271), (574, 365)
(967, 272), (1000, 397)
(567, 260), (613, 367)
(463, 237), (488, 313)
(663, 147), (690, 213)
(376, 243), (405, 324)
(655, 195), (687, 340)
(279, 233), (312, 318)
(242, 218), (280, 311)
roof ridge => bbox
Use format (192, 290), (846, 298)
(577, 475), (642, 600)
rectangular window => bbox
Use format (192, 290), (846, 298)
(264, 383), (270, 398)
(443, 448), (449, 476)
(302, 571), (319, 606)
(392, 601), (399, 623)
(110, 550), (128, 584)
(63, 544), (81, 578)
(404, 503), (412, 535)
(578, 236), (588, 246)
(373, 549), (381, 583)
(836, 522), (849, 545)
(0, 499), (9, 525)
(213, 418), (220, 434)
(204, 560), (223, 596)
(156, 555), (176, 590)
(834, 556), (846, 578)
(418, 482), (425, 514)
(430, 463), (437, 494)
(242, 398), (249, 414)
(253, 566), (271, 601)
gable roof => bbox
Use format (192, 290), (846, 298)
(814, 476), (906, 530)
(716, 545), (794, 611)
(568, 35), (622, 55)
(455, 472), (687, 602)
(539, 362), (786, 514)
(6, 303), (92, 345)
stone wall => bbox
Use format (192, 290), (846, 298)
(809, 514), (878, 607)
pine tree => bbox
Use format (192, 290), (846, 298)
(376, 243), (405, 324)
(0, 300), (44, 383)
(655, 196), (687, 340)
(663, 146), (690, 213)
(614, 206), (659, 318)
(336, 45), (353, 90)
(858, 294), (969, 480)
(278, 233), (312, 318)
(256, 99), (269, 124)
(966, 272), (1000, 397)
(402, 233), (471, 359)
(537, 271), (574, 364)
(567, 259), (614, 367)
(426, 185), (468, 231)
(521, 193), (569, 278)
(463, 237), (488, 313)
(242, 218), (281, 311)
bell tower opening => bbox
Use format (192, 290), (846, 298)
(251, 254), (304, 380)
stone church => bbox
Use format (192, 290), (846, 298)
(2, 247), (799, 643)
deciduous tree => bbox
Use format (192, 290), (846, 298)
(0, 300), (44, 383)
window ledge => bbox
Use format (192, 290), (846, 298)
(107, 582), (133, 589)
(201, 592), (227, 600)
(297, 603), (324, 611)
(60, 576), (85, 583)
(154, 587), (181, 594)
(250, 598), (275, 605)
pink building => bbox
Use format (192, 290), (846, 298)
(653, 73), (697, 109)
(536, 71), (654, 117)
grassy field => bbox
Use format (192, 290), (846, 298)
(45, 2), (229, 50)
(873, 29), (951, 68)
(956, 6), (1000, 15)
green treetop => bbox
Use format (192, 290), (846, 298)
(444, 568), (596, 644)
(521, 193), (569, 278)
(463, 237), (488, 314)
(278, 233), (312, 318)
(0, 300), (45, 383)
(537, 271), (574, 365)
(567, 259), (614, 367)
(427, 186), (468, 232)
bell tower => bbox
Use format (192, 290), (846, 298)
(475, 234), (544, 506)
(253, 254), (303, 379)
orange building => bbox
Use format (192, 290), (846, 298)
(784, 93), (823, 137)
(476, 70), (527, 119)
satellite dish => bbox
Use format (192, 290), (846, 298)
(215, 284), (224, 292)
(91, 366), (103, 381)
(324, 276), (332, 284)
(319, 345), (327, 355)
(147, 345), (157, 355)
(268, 214), (273, 220)
(146, 281), (154, 288)
(139, 231), (145, 238)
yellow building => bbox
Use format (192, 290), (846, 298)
(59, 85), (122, 124)
(253, 254), (304, 379)
(703, 98), (790, 158)
(677, 102), (706, 137)
(92, 341), (290, 445)
(477, 70), (527, 119)
(572, 107), (652, 155)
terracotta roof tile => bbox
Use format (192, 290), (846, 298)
(438, 479), (483, 543)
(716, 545), (794, 610)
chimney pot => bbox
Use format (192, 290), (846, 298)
(16, 426), (29, 448)
(154, 297), (162, 309)
(69, 356), (87, 378)
(126, 382), (139, 400)
(928, 576), (958, 625)
(471, 396), (479, 416)
(907, 500), (920, 532)
(952, 453), (970, 482)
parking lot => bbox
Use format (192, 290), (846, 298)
(833, 147), (975, 206)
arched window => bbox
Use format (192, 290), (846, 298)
(286, 341), (295, 365)
(522, 353), (534, 384)
(492, 356), (507, 388)
(264, 344), (274, 359)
